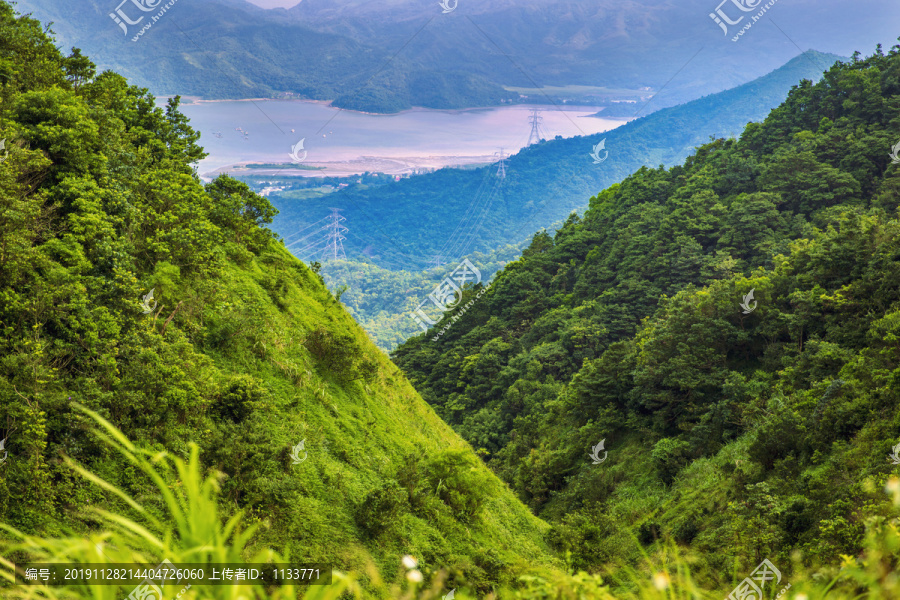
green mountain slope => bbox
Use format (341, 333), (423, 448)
(270, 50), (843, 272)
(313, 242), (525, 352)
(0, 4), (560, 597)
(3, 2), (900, 599)
(393, 42), (900, 589)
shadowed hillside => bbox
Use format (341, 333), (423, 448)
(394, 41), (900, 593)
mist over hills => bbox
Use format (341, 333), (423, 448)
(268, 50), (844, 273)
(256, 49), (845, 353)
(13, 0), (899, 112)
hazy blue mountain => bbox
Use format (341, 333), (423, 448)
(267, 50), (844, 272)
(11, 0), (895, 112)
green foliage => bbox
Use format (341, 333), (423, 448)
(205, 177), (278, 255)
(4, 2), (900, 597)
(303, 326), (378, 383)
(421, 449), (495, 522)
(0, 8), (558, 597)
(210, 375), (266, 424)
(651, 438), (693, 485)
(355, 479), (409, 537)
(394, 42), (900, 589)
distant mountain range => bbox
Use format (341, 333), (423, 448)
(12, 0), (896, 112)
(266, 50), (844, 272)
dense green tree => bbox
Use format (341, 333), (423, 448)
(395, 40), (900, 580)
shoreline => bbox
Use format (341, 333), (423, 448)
(204, 153), (501, 179)
(162, 95), (613, 118)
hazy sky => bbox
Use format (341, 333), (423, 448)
(245, 0), (301, 7)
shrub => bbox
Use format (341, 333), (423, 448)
(210, 374), (265, 423)
(651, 437), (693, 485)
(355, 479), (409, 536)
(421, 449), (494, 521)
(304, 327), (378, 383)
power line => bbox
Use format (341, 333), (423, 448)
(323, 208), (348, 262)
(281, 215), (332, 244)
(527, 108), (545, 146)
(432, 164), (495, 266)
(496, 147), (507, 180)
(284, 222), (333, 249)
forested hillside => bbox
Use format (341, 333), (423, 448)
(3, 1), (900, 598)
(0, 5), (569, 598)
(393, 42), (900, 589)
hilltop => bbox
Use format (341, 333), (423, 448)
(11, 0), (889, 112)
(394, 41), (900, 590)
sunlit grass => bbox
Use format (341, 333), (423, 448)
(1, 405), (899, 599)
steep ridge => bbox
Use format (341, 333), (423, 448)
(0, 4), (559, 597)
(3, 1), (900, 598)
(393, 42), (900, 589)
(270, 50), (843, 271)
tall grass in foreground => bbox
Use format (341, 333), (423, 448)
(0, 405), (352, 600)
(0, 405), (899, 599)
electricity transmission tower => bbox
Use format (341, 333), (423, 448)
(526, 108), (545, 146)
(285, 209), (347, 263)
(323, 208), (348, 261)
(495, 148), (507, 180)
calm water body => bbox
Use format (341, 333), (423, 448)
(174, 99), (626, 177)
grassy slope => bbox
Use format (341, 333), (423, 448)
(0, 3), (557, 596)
(204, 245), (555, 580)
